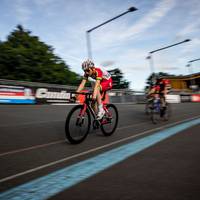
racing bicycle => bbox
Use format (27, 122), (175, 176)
(149, 96), (171, 124)
(65, 91), (118, 144)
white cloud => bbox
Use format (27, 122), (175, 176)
(181, 22), (200, 36)
(176, 0), (200, 38)
(92, 0), (176, 50)
(119, 0), (176, 40)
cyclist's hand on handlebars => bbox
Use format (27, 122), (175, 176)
(70, 96), (76, 103)
(74, 94), (79, 100)
(92, 95), (96, 102)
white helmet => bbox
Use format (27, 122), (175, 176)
(82, 59), (94, 71)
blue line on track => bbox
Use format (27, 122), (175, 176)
(0, 118), (200, 200)
(0, 99), (35, 104)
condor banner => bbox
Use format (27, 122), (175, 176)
(0, 85), (35, 104)
(35, 88), (72, 104)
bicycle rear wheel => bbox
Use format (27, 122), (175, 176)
(162, 103), (171, 121)
(101, 104), (118, 136)
(145, 101), (152, 115)
(65, 105), (91, 144)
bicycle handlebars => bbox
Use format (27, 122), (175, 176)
(72, 91), (92, 95)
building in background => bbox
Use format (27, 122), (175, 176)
(165, 72), (200, 93)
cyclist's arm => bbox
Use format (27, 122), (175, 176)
(163, 85), (170, 95)
(148, 88), (155, 96)
(76, 79), (87, 93)
(92, 79), (101, 99)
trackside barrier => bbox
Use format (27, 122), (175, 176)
(35, 88), (72, 104)
(180, 94), (192, 102)
(0, 85), (74, 104)
(0, 79), (77, 104)
(134, 95), (146, 104)
(0, 79), (199, 104)
(109, 95), (138, 104)
(0, 85), (35, 104)
(166, 94), (181, 103)
(191, 94), (200, 102)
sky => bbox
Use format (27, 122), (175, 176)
(0, 0), (200, 90)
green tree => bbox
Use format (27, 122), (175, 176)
(108, 68), (130, 89)
(0, 25), (80, 85)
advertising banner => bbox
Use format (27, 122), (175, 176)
(180, 94), (191, 102)
(0, 85), (35, 104)
(191, 94), (200, 102)
(166, 94), (181, 103)
(35, 88), (72, 104)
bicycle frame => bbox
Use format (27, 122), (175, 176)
(154, 99), (161, 112)
(75, 92), (111, 125)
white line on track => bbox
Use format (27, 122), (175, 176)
(0, 119), (63, 128)
(0, 112), (197, 157)
(0, 140), (64, 157)
(0, 121), (148, 157)
(0, 114), (199, 183)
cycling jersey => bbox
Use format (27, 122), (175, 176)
(155, 79), (171, 93)
(153, 85), (161, 94)
(84, 67), (111, 81)
(83, 67), (112, 92)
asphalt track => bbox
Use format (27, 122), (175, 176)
(0, 103), (200, 200)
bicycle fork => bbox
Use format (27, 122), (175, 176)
(76, 104), (87, 127)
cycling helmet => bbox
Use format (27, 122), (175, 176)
(82, 59), (94, 71)
(154, 74), (163, 80)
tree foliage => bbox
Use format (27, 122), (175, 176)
(0, 25), (80, 85)
(108, 68), (130, 89)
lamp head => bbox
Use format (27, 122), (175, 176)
(128, 7), (138, 12)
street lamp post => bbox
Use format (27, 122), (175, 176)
(146, 39), (191, 74)
(86, 6), (138, 59)
(146, 53), (155, 74)
(186, 58), (200, 74)
(186, 58), (200, 88)
(186, 63), (193, 74)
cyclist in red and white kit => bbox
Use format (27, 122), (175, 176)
(76, 59), (112, 119)
(148, 75), (171, 108)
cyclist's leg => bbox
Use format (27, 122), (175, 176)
(148, 94), (155, 107)
(159, 93), (167, 117)
(90, 81), (98, 114)
(100, 78), (112, 104)
(159, 93), (164, 107)
(97, 79), (112, 119)
(96, 88), (105, 119)
(96, 87), (102, 105)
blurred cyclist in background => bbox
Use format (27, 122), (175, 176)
(76, 59), (112, 119)
(147, 75), (171, 109)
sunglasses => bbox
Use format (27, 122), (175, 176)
(84, 69), (91, 73)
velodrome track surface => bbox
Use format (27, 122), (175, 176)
(0, 103), (200, 199)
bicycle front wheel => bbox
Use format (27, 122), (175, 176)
(101, 104), (118, 136)
(65, 105), (91, 144)
(150, 103), (160, 124)
(162, 103), (171, 121)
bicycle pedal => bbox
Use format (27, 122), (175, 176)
(93, 120), (100, 129)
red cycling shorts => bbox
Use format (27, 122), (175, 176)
(100, 78), (113, 92)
